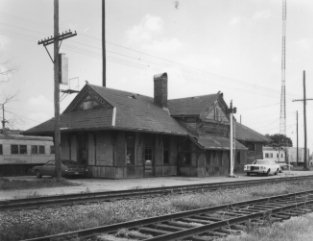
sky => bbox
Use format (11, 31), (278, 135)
(0, 0), (313, 151)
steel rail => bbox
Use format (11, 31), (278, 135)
(1, 174), (313, 211)
(149, 200), (313, 241)
(20, 189), (313, 241)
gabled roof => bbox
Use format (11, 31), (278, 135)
(25, 84), (188, 136)
(25, 83), (268, 148)
(168, 93), (220, 116)
(235, 122), (270, 143)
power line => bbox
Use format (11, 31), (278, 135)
(66, 40), (298, 100)
(0, 21), (300, 99)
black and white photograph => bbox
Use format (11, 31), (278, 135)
(1, 0), (313, 240)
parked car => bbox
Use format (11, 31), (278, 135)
(244, 159), (281, 176)
(32, 160), (88, 178)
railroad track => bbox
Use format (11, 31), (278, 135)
(22, 189), (313, 241)
(1, 175), (313, 211)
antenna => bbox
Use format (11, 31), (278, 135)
(279, 0), (287, 135)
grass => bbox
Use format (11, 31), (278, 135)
(2, 179), (313, 240)
(0, 177), (77, 190)
(218, 213), (313, 241)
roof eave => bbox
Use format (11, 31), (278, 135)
(24, 126), (188, 137)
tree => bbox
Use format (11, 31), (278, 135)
(265, 134), (293, 147)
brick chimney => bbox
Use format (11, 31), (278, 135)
(154, 72), (168, 108)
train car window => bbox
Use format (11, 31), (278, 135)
(0, 144), (2, 155)
(39, 145), (45, 154)
(20, 145), (27, 154)
(11, 145), (18, 154)
(31, 145), (38, 154)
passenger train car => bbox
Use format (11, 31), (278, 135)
(0, 134), (54, 176)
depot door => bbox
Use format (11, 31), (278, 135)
(77, 133), (88, 165)
(144, 135), (154, 177)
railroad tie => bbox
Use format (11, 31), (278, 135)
(150, 223), (185, 232)
(165, 220), (200, 228)
(219, 227), (241, 235)
(138, 227), (170, 236)
(271, 212), (291, 220)
(205, 230), (228, 237)
(179, 217), (212, 225)
(187, 234), (216, 241)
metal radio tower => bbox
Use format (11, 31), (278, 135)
(279, 0), (287, 135)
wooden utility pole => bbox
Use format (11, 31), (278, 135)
(54, 0), (61, 180)
(229, 100), (237, 177)
(296, 110), (299, 165)
(1, 104), (8, 135)
(292, 70), (313, 170)
(102, 0), (106, 87)
(38, 0), (77, 180)
(303, 71), (308, 170)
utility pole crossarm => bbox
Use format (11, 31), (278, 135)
(292, 98), (313, 102)
(38, 30), (77, 46)
(38, 30), (77, 64)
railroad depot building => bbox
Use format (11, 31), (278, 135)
(25, 73), (268, 178)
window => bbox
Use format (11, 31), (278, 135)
(126, 134), (135, 165)
(281, 153), (283, 157)
(270, 153), (273, 158)
(50, 145), (55, 154)
(144, 146), (153, 162)
(39, 146), (45, 154)
(180, 139), (191, 165)
(0, 144), (2, 155)
(277, 153), (279, 158)
(31, 145), (48, 155)
(10, 145), (30, 154)
(20, 145), (27, 154)
(11, 145), (18, 154)
(31, 145), (38, 154)
(163, 136), (170, 164)
(265, 153), (269, 158)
